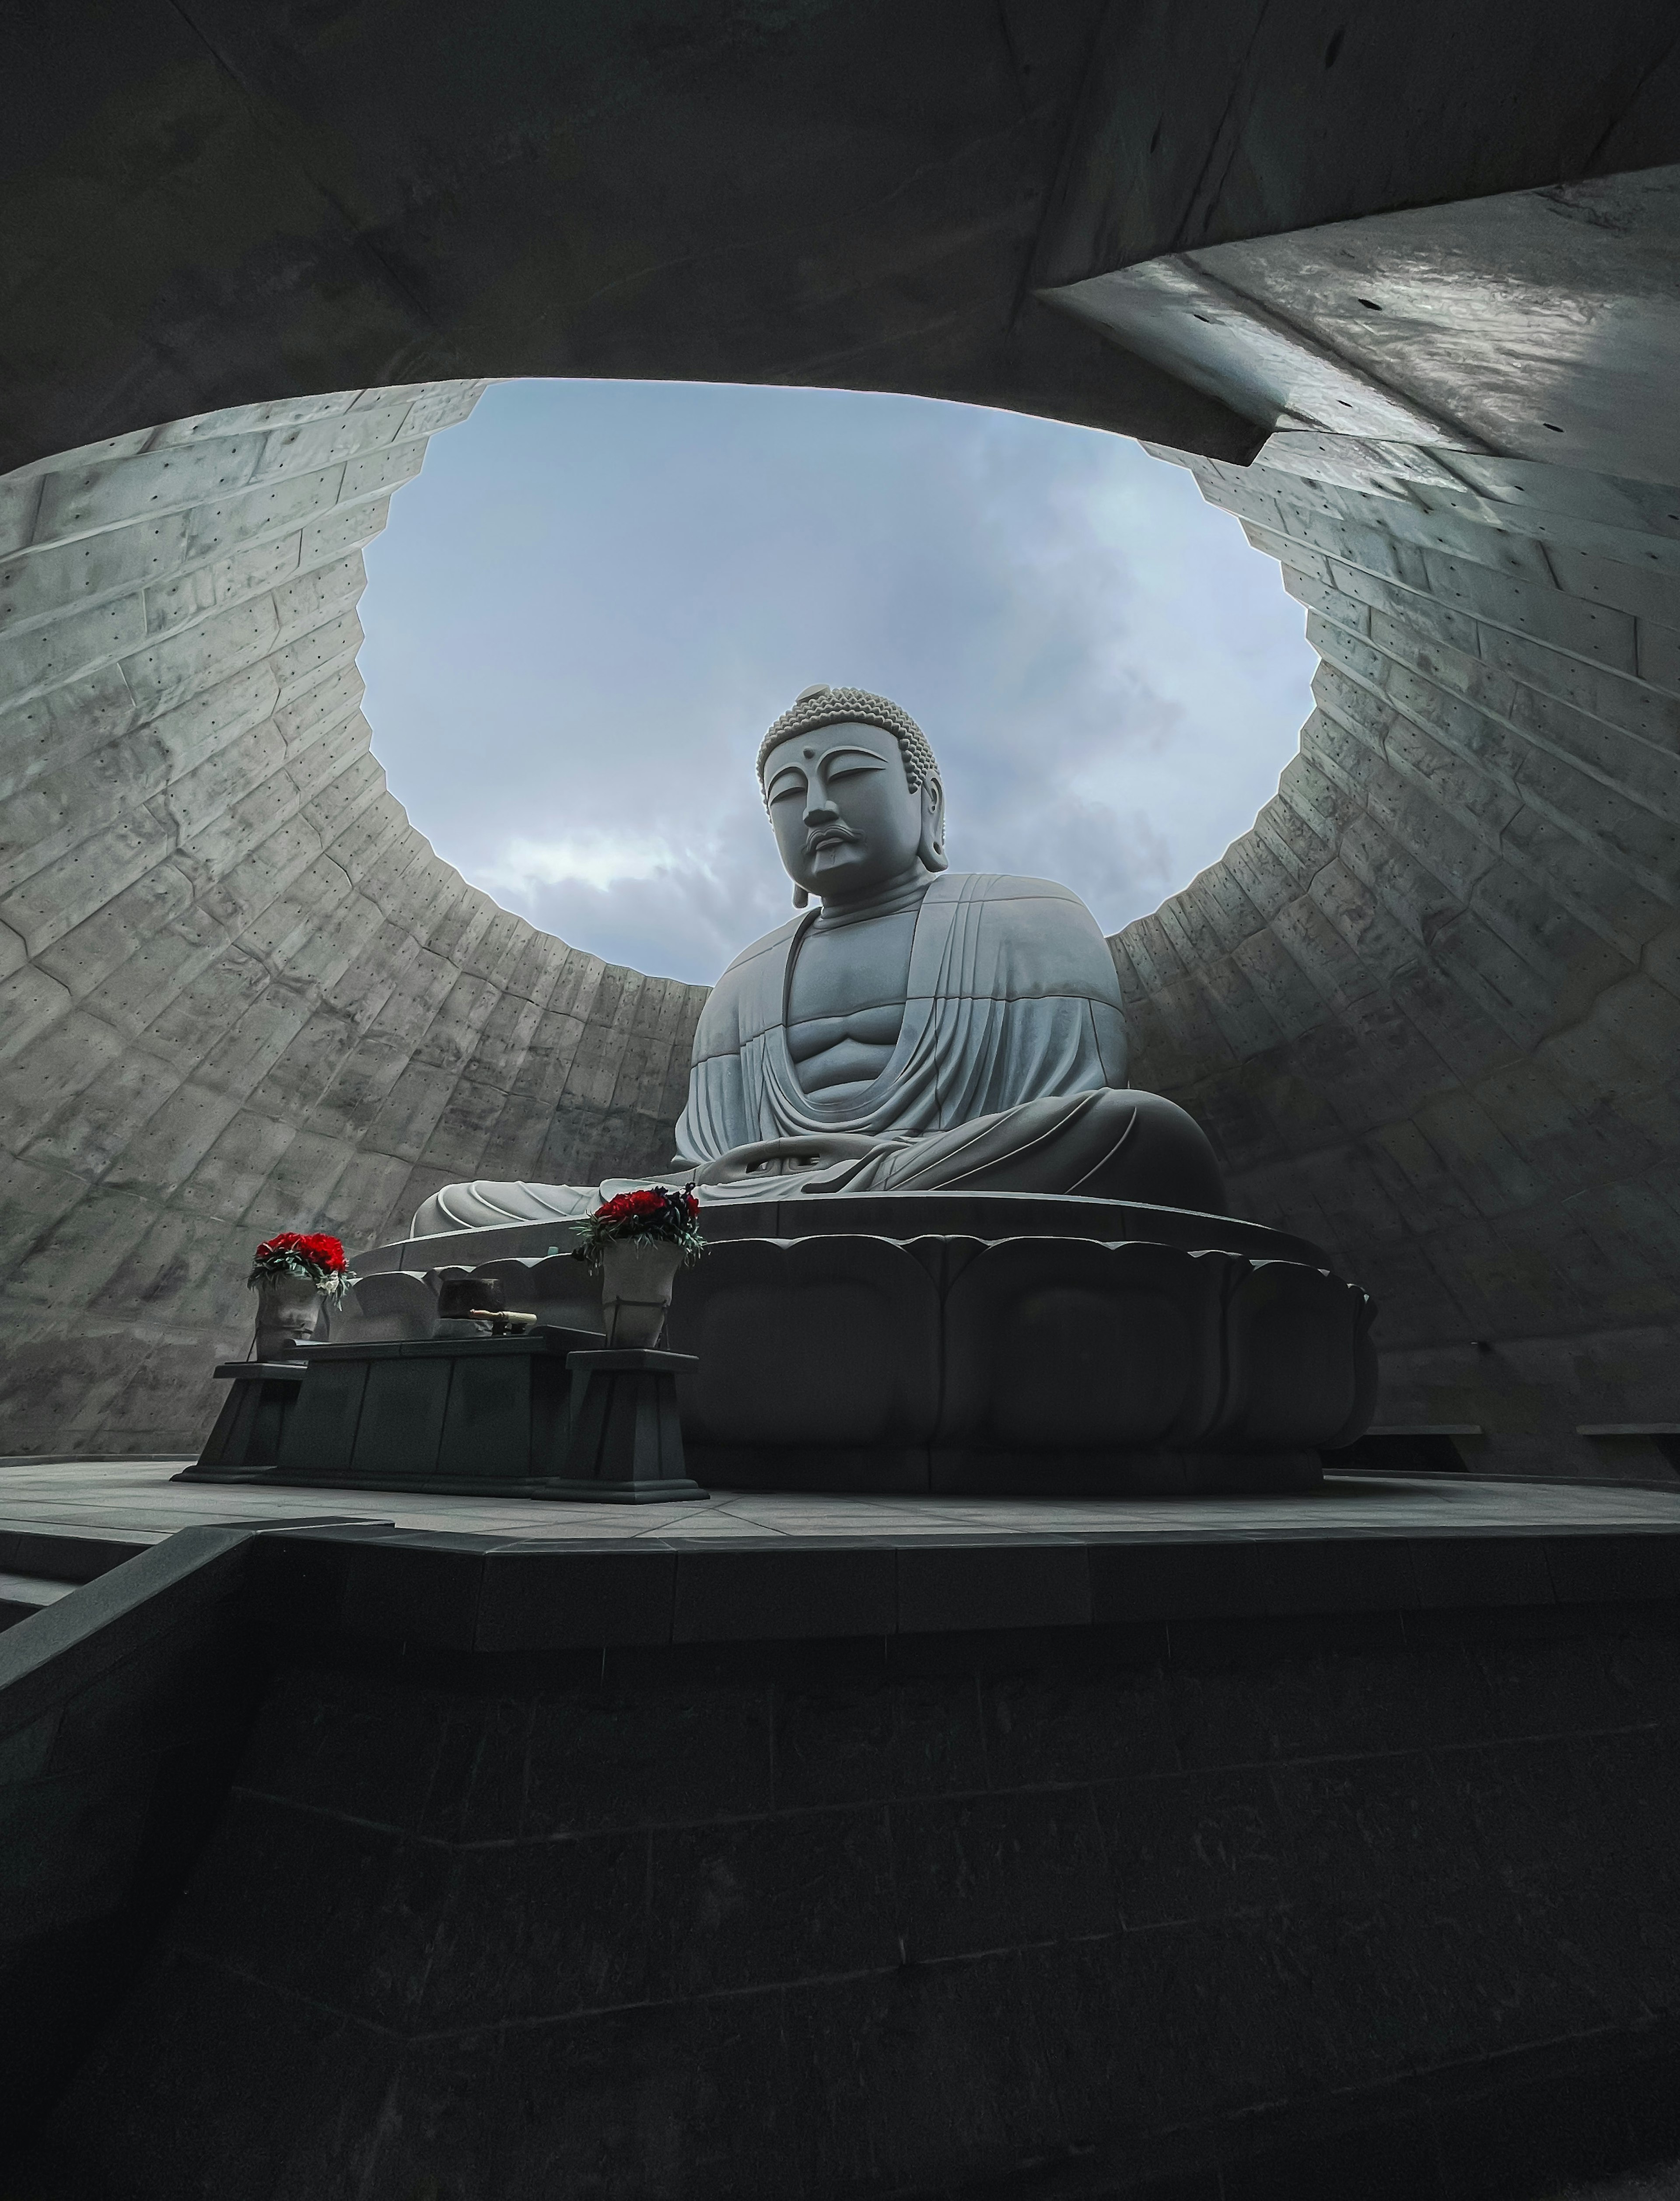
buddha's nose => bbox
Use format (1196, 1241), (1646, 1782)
(804, 792), (838, 823)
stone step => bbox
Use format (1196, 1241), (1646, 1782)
(0, 1571), (77, 1631)
(0, 1528), (157, 1631)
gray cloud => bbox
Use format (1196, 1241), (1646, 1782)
(359, 380), (1314, 984)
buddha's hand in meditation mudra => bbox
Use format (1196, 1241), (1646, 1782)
(410, 683), (1225, 1239)
(693, 1134), (878, 1187)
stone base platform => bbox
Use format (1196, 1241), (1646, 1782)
(340, 1190), (1377, 1495)
(367, 1185), (1334, 1264)
(686, 1440), (1325, 1495)
(10, 1448), (1680, 1547)
(11, 1455), (1680, 2201)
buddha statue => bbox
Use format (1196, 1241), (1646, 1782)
(412, 685), (1225, 1233)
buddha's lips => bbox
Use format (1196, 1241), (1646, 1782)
(807, 826), (859, 852)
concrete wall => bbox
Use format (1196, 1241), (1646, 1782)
(0, 0), (1262, 482)
(24, 1536), (1680, 2198)
(0, 1525), (261, 2152)
(0, 388), (704, 1456)
(1116, 433), (1680, 1475)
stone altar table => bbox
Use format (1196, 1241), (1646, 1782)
(564, 1346), (707, 1500)
(179, 1329), (705, 1502)
(184, 1360), (308, 1476)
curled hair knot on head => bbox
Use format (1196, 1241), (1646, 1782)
(755, 683), (938, 806)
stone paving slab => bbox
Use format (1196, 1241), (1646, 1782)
(1550, 2171), (1680, 2201)
(5, 1455), (1680, 1548)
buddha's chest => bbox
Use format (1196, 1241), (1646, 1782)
(784, 908), (918, 1097)
(787, 910), (918, 1025)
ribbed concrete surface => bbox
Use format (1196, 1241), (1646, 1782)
(1118, 434), (1680, 1473)
(3, 390), (1676, 1468)
(0, 387), (704, 1453)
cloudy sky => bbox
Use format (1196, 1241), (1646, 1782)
(359, 379), (1314, 986)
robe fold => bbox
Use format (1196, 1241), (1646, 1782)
(676, 873), (1130, 1174)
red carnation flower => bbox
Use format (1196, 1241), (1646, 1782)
(569, 1182), (707, 1271)
(249, 1229), (357, 1298)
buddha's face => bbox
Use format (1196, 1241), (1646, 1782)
(762, 721), (941, 901)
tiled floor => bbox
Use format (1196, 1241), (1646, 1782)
(4, 1454), (1680, 1547)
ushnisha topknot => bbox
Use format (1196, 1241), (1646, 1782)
(756, 684), (939, 803)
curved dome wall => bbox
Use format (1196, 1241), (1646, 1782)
(0, 386), (704, 1454)
(1117, 434), (1680, 1474)
(2, 382), (1676, 1473)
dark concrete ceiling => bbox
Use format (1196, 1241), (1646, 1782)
(1032, 0), (1680, 283)
(1046, 165), (1680, 486)
(7, 0), (1680, 477)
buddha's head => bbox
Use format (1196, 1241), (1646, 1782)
(757, 685), (947, 905)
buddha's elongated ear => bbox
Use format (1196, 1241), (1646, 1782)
(918, 778), (948, 872)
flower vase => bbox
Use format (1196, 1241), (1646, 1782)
(598, 1239), (684, 1349)
(254, 1270), (323, 1361)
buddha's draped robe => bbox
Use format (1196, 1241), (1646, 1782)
(408, 874), (1223, 1236)
(676, 872), (1220, 1206)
